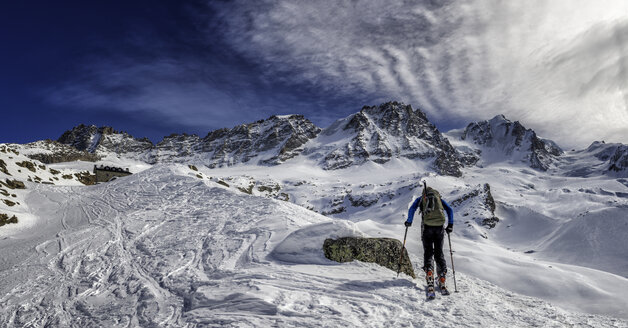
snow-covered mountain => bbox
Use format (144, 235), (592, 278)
(56, 115), (322, 168)
(189, 114), (321, 167)
(303, 102), (475, 176)
(58, 124), (154, 156)
(583, 141), (628, 174)
(2, 102), (628, 326)
(457, 114), (563, 171)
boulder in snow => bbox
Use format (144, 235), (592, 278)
(323, 237), (416, 278)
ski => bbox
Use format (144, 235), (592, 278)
(426, 285), (436, 300)
(439, 284), (450, 296)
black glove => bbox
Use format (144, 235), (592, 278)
(404, 221), (412, 227)
(445, 224), (453, 234)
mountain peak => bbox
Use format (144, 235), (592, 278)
(461, 115), (562, 170)
(58, 124), (153, 155)
(488, 114), (509, 125)
(58, 124), (116, 152)
(307, 102), (468, 176)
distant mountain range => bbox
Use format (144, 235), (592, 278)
(18, 101), (628, 178)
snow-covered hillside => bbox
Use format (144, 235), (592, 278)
(1, 164), (626, 327)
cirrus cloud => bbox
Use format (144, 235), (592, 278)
(49, 0), (628, 148)
(207, 0), (628, 147)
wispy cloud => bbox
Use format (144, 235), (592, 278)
(205, 0), (628, 147)
(48, 0), (628, 148)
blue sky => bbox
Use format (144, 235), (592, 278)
(2, 1), (628, 148)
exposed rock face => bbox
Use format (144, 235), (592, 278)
(55, 116), (321, 167)
(152, 133), (202, 163)
(58, 124), (112, 152)
(462, 115), (563, 171)
(97, 133), (154, 155)
(1, 179), (26, 189)
(24, 140), (100, 164)
(0, 213), (18, 227)
(197, 115), (321, 168)
(307, 102), (473, 176)
(57, 124), (153, 155)
(580, 141), (628, 176)
(451, 183), (499, 228)
(323, 237), (415, 278)
(608, 145), (628, 172)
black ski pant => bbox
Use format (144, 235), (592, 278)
(422, 225), (447, 275)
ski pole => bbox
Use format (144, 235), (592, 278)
(397, 226), (409, 277)
(447, 232), (459, 292)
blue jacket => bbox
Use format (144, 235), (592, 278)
(406, 196), (454, 225)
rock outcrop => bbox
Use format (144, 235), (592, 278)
(608, 145), (628, 173)
(24, 140), (100, 164)
(451, 183), (499, 229)
(323, 237), (415, 278)
(57, 124), (153, 155)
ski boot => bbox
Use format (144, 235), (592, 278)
(438, 272), (450, 295)
(425, 270), (436, 299)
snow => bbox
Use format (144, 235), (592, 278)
(2, 138), (628, 326)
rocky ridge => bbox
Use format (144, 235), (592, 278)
(586, 141), (628, 173)
(56, 115), (322, 168)
(57, 124), (153, 156)
(304, 102), (475, 176)
(461, 115), (563, 171)
(197, 114), (321, 168)
(44, 102), (628, 178)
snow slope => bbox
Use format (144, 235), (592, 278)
(201, 158), (628, 321)
(1, 164), (626, 327)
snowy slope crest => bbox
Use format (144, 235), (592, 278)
(461, 115), (563, 171)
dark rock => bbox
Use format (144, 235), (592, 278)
(0, 159), (9, 175)
(323, 237), (416, 278)
(1, 179), (26, 189)
(482, 217), (500, 229)
(608, 145), (628, 172)
(15, 161), (37, 172)
(74, 172), (97, 186)
(0, 213), (18, 227)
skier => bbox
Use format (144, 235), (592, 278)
(404, 184), (454, 297)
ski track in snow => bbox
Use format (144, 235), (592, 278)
(1, 165), (627, 327)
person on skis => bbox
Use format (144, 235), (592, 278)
(404, 185), (454, 294)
